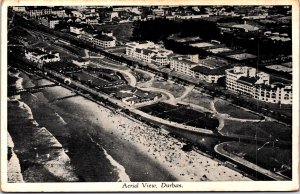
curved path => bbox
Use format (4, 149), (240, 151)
(135, 68), (155, 88)
(138, 87), (176, 105)
(90, 61), (137, 87)
(175, 85), (194, 103)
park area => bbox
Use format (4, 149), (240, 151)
(181, 89), (213, 111)
(215, 100), (262, 120)
(72, 69), (126, 88)
(223, 142), (292, 179)
(151, 79), (186, 98)
(131, 70), (152, 83)
(94, 23), (133, 41)
(32, 41), (84, 61)
(221, 120), (292, 142)
(139, 102), (219, 130)
(44, 62), (81, 74)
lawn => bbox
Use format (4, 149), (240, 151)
(131, 70), (152, 83)
(223, 142), (292, 179)
(94, 23), (133, 41)
(151, 79), (186, 98)
(215, 100), (262, 120)
(221, 120), (292, 142)
(181, 89), (213, 111)
(32, 42), (77, 61)
(139, 102), (219, 130)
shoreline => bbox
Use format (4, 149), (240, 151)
(31, 74), (251, 181)
(9, 69), (252, 181)
(7, 72), (79, 182)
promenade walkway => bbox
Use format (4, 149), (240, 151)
(214, 142), (288, 181)
(90, 61), (137, 87)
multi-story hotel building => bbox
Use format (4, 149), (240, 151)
(40, 15), (60, 29)
(78, 29), (116, 48)
(25, 48), (60, 68)
(226, 66), (292, 104)
(26, 6), (65, 18)
(126, 41), (173, 66)
(93, 34), (116, 48)
(170, 55), (198, 77)
(27, 6), (52, 17)
(12, 6), (26, 12)
(170, 54), (227, 83)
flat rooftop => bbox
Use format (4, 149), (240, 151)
(190, 42), (214, 48)
(200, 57), (229, 69)
(175, 36), (202, 43)
(266, 65), (292, 73)
(207, 47), (232, 54)
(227, 53), (257, 61)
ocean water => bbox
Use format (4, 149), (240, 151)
(18, 72), (176, 182)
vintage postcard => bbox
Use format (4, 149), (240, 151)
(1, 0), (299, 192)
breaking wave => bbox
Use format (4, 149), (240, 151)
(88, 134), (131, 182)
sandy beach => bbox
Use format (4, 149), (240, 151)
(10, 71), (252, 182)
(33, 74), (251, 181)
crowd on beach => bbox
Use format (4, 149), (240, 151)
(95, 107), (251, 181)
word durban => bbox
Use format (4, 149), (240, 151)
(122, 182), (183, 189)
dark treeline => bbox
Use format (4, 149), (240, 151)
(220, 31), (292, 56)
(132, 18), (292, 57)
(131, 18), (221, 42)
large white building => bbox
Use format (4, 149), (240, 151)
(26, 6), (65, 18)
(40, 15), (60, 29)
(70, 24), (84, 35)
(12, 6), (26, 12)
(25, 48), (60, 67)
(170, 55), (227, 83)
(93, 33), (116, 48)
(226, 66), (292, 104)
(170, 55), (198, 77)
(126, 41), (173, 66)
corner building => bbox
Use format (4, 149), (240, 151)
(226, 66), (292, 104)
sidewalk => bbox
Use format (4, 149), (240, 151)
(214, 142), (288, 181)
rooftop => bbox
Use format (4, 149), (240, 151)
(227, 53), (257, 61)
(207, 47), (232, 54)
(237, 76), (258, 85)
(94, 34), (114, 41)
(190, 42), (214, 48)
(200, 57), (229, 68)
(171, 55), (198, 66)
(191, 66), (226, 75)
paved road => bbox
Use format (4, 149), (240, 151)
(214, 142), (288, 181)
(139, 87), (176, 105)
(90, 61), (137, 87)
(175, 84), (194, 103)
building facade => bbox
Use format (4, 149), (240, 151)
(93, 34), (116, 48)
(40, 15), (60, 29)
(226, 66), (292, 104)
(170, 54), (227, 83)
(126, 41), (173, 66)
(170, 55), (197, 77)
(25, 48), (60, 67)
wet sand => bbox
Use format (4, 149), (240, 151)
(17, 71), (252, 181)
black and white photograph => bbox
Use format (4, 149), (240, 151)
(1, 0), (299, 192)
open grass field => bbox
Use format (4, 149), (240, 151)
(182, 89), (213, 111)
(139, 102), (219, 130)
(221, 120), (291, 142)
(131, 70), (152, 83)
(215, 100), (262, 120)
(32, 42), (77, 61)
(94, 23), (133, 41)
(223, 142), (292, 179)
(151, 79), (186, 98)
